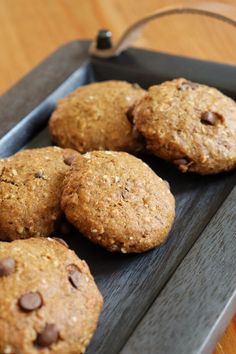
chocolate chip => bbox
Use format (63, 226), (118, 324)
(19, 291), (43, 311)
(69, 270), (82, 289)
(35, 324), (59, 348)
(63, 155), (76, 166)
(35, 171), (47, 179)
(0, 257), (15, 277)
(173, 158), (189, 166)
(201, 111), (220, 125)
(52, 237), (69, 248)
(178, 80), (199, 91)
(67, 264), (82, 289)
(126, 106), (135, 124)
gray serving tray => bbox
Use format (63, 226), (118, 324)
(0, 40), (235, 354)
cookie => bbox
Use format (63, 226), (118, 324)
(61, 151), (175, 253)
(0, 237), (103, 354)
(48, 80), (146, 154)
(133, 78), (236, 174)
(0, 147), (79, 241)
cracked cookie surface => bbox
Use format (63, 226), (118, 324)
(0, 147), (79, 241)
(0, 237), (103, 354)
(61, 151), (175, 253)
(49, 80), (146, 154)
(133, 78), (236, 174)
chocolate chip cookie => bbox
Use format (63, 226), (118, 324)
(61, 151), (175, 253)
(0, 147), (78, 241)
(49, 80), (146, 154)
(0, 237), (103, 354)
(133, 78), (236, 174)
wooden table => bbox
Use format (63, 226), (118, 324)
(0, 1), (235, 353)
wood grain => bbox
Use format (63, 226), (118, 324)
(0, 1), (235, 353)
(0, 0), (236, 95)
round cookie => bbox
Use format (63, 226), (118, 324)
(133, 78), (236, 174)
(61, 151), (175, 253)
(48, 80), (146, 154)
(0, 237), (103, 354)
(0, 147), (79, 241)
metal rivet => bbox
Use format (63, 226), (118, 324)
(96, 29), (113, 50)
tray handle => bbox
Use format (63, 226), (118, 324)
(89, 1), (236, 58)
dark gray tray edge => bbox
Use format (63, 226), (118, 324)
(0, 40), (90, 141)
(121, 186), (236, 354)
(199, 290), (236, 354)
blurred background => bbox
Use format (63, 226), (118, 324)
(0, 0), (236, 95)
(0, 0), (235, 353)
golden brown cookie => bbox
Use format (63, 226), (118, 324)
(0, 237), (103, 354)
(0, 147), (79, 241)
(61, 151), (175, 253)
(133, 78), (236, 174)
(48, 81), (146, 154)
